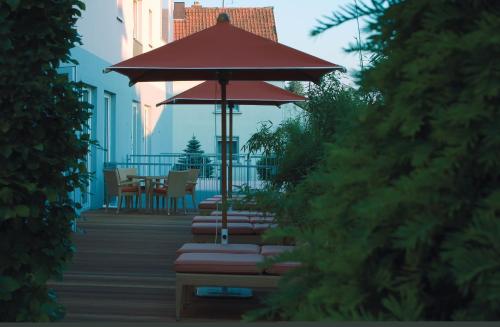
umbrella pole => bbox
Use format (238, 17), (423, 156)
(228, 103), (233, 199)
(219, 79), (229, 244)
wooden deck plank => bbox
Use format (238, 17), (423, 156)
(49, 209), (269, 322)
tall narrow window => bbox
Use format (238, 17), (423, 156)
(131, 101), (140, 155)
(117, 0), (124, 22)
(104, 93), (115, 162)
(144, 105), (151, 155)
(148, 9), (153, 47)
(133, 0), (142, 41)
(133, 0), (143, 55)
(80, 87), (93, 208)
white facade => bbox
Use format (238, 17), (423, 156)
(66, 0), (174, 210)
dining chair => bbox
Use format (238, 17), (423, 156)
(152, 170), (190, 215)
(186, 168), (200, 209)
(117, 167), (146, 203)
(104, 168), (142, 213)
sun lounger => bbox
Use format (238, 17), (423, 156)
(211, 194), (247, 199)
(174, 247), (299, 320)
(260, 245), (295, 256)
(192, 215), (251, 223)
(176, 243), (261, 255)
(198, 196), (258, 215)
(192, 215), (275, 224)
(210, 210), (275, 217)
(249, 216), (276, 223)
(191, 222), (278, 244)
(252, 223), (278, 234)
(197, 197), (221, 215)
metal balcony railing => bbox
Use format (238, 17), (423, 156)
(104, 153), (277, 204)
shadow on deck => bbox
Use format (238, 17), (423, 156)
(49, 209), (269, 322)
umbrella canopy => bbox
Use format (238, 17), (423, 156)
(156, 80), (306, 106)
(156, 80), (306, 196)
(105, 15), (344, 85)
(106, 13), (342, 244)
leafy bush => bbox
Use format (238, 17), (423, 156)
(255, 156), (278, 182)
(245, 74), (365, 189)
(251, 0), (500, 321)
(0, 0), (89, 321)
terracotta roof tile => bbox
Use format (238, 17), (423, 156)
(174, 6), (278, 42)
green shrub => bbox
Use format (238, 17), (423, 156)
(251, 0), (500, 321)
(245, 74), (365, 189)
(0, 0), (89, 321)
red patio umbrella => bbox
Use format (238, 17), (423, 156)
(156, 80), (306, 196)
(106, 13), (343, 244)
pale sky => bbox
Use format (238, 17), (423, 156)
(185, 0), (367, 83)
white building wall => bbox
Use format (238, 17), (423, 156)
(77, 0), (166, 63)
(71, 0), (174, 209)
(76, 0), (174, 160)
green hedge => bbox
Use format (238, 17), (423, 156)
(250, 0), (500, 321)
(0, 0), (89, 321)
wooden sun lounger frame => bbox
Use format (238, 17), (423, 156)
(176, 272), (280, 320)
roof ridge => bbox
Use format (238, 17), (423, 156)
(185, 7), (274, 9)
(174, 6), (277, 42)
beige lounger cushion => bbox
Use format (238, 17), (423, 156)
(265, 261), (301, 275)
(198, 201), (219, 210)
(192, 215), (250, 223)
(175, 253), (263, 274)
(211, 194), (246, 199)
(210, 210), (275, 217)
(249, 217), (276, 224)
(252, 223), (278, 234)
(176, 243), (260, 255)
(191, 222), (255, 235)
(260, 245), (295, 256)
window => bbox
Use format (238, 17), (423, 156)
(144, 105), (151, 155)
(133, 0), (142, 41)
(117, 0), (124, 22)
(103, 93), (115, 162)
(148, 9), (153, 47)
(131, 102), (140, 155)
(80, 87), (93, 208)
(133, 0), (143, 56)
(216, 136), (239, 161)
(56, 66), (76, 82)
(215, 104), (240, 114)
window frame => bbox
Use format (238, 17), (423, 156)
(148, 9), (153, 48)
(216, 136), (240, 162)
(131, 101), (140, 155)
(214, 104), (240, 114)
(133, 0), (142, 42)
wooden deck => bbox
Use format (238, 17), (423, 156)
(49, 209), (268, 322)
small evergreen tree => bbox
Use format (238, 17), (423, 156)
(285, 81), (306, 109)
(176, 136), (213, 178)
(285, 81), (305, 96)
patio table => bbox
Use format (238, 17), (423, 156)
(127, 175), (165, 210)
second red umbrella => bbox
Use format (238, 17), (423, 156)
(157, 80), (306, 196)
